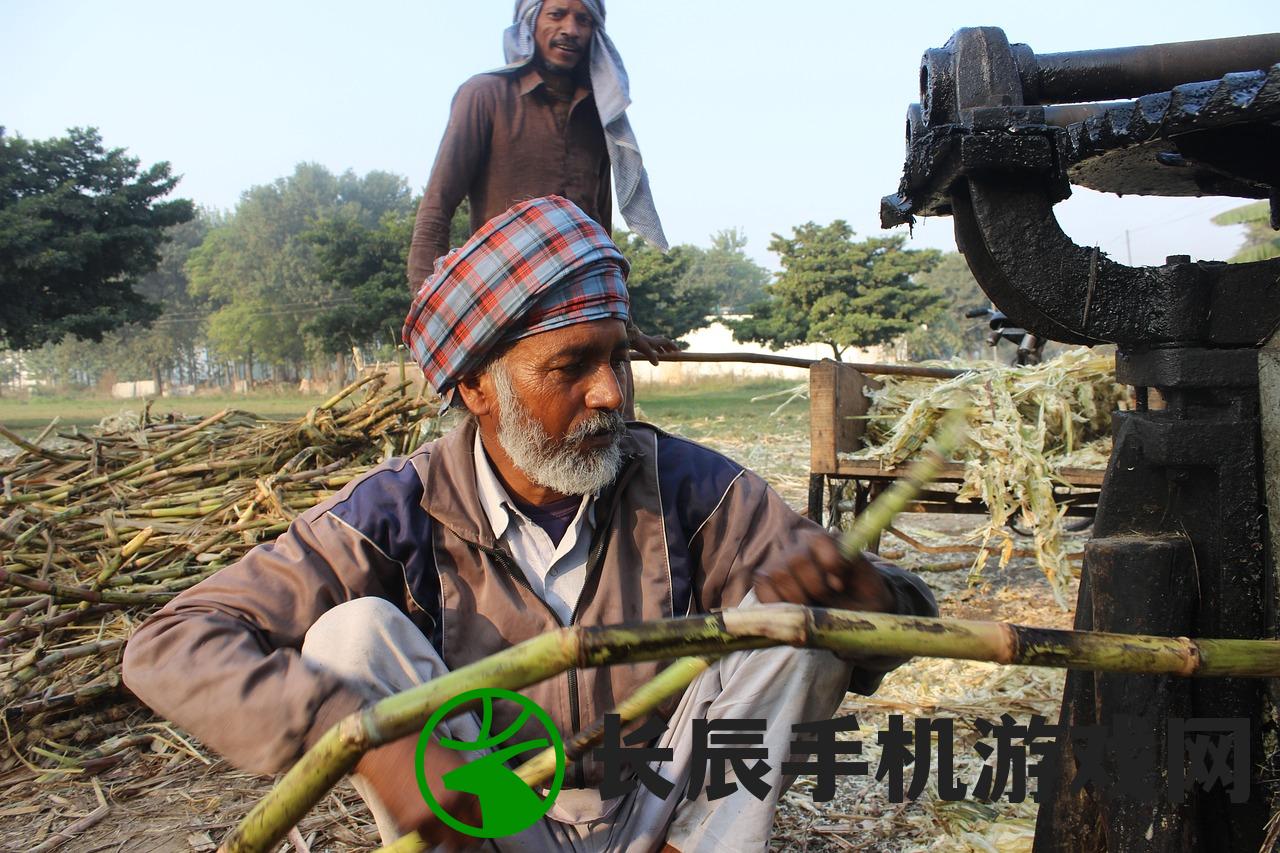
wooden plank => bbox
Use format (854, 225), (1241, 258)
(809, 361), (839, 474)
(832, 363), (873, 456)
(810, 361), (881, 474)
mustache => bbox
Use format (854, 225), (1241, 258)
(551, 37), (583, 50)
(564, 410), (626, 445)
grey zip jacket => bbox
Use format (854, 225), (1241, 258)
(123, 421), (937, 782)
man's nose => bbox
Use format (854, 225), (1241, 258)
(560, 17), (583, 40)
(585, 363), (623, 411)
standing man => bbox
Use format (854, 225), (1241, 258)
(409, 0), (674, 362)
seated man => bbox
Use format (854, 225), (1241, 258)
(123, 196), (937, 852)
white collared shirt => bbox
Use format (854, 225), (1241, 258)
(472, 432), (595, 625)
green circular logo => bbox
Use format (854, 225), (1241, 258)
(415, 687), (565, 839)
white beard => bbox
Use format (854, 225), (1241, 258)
(491, 362), (625, 496)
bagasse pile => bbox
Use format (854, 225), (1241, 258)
(0, 375), (439, 776)
(846, 348), (1126, 606)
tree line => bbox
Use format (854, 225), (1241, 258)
(2, 128), (997, 395)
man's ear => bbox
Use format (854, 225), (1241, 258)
(455, 371), (495, 418)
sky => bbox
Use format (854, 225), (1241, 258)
(3, 0), (1278, 271)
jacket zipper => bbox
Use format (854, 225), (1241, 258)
(479, 456), (638, 790)
(562, 457), (637, 788)
(483, 534), (608, 790)
(566, 524), (616, 788)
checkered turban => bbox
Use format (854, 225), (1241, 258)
(402, 196), (630, 401)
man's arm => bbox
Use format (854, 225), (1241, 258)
(691, 469), (938, 692)
(595, 144), (613, 238)
(408, 78), (495, 289)
(122, 509), (402, 774)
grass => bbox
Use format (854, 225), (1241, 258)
(636, 376), (812, 508)
(0, 392), (329, 433)
(635, 377), (806, 436)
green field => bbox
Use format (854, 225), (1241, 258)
(0, 392), (329, 433)
(0, 378), (807, 436)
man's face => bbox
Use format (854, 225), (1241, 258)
(487, 318), (628, 495)
(534, 0), (594, 74)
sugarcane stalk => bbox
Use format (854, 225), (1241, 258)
(16, 417), (61, 462)
(0, 604), (119, 652)
(4, 437), (205, 505)
(370, 657), (718, 852)
(78, 527), (154, 611)
(221, 603), (1280, 853)
(13, 504), (87, 548)
(126, 456), (272, 487)
(318, 374), (382, 412)
(125, 501), (231, 518)
(0, 595), (48, 610)
(0, 567), (177, 606)
(0, 423), (83, 463)
(3, 676), (123, 722)
(158, 409), (232, 444)
(218, 631), (579, 853)
(516, 654), (715, 788)
(8, 638), (125, 685)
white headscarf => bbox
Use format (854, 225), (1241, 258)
(503, 0), (669, 251)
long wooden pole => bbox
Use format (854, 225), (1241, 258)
(634, 350), (968, 380)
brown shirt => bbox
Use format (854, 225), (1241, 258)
(408, 65), (614, 289)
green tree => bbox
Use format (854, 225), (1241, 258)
(305, 208), (414, 355)
(901, 252), (991, 361)
(106, 211), (216, 391)
(186, 164), (413, 381)
(0, 127), (193, 349)
(732, 221), (942, 359)
(23, 334), (111, 390)
(613, 231), (717, 342)
(1212, 201), (1279, 263)
(680, 228), (770, 314)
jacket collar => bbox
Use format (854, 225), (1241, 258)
(421, 419), (645, 549)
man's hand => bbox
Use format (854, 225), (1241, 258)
(627, 322), (679, 366)
(753, 532), (897, 614)
(355, 733), (481, 847)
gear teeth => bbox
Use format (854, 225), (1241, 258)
(1168, 79), (1217, 118)
(1104, 103), (1136, 140)
(1220, 70), (1266, 108)
(1132, 92), (1171, 141)
(1255, 63), (1280, 106)
(1065, 65), (1280, 163)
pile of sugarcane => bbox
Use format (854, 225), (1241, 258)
(844, 348), (1127, 606)
(0, 375), (440, 776)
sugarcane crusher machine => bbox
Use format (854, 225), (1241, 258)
(882, 29), (1280, 851)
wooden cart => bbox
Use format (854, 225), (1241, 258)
(805, 360), (1105, 544)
